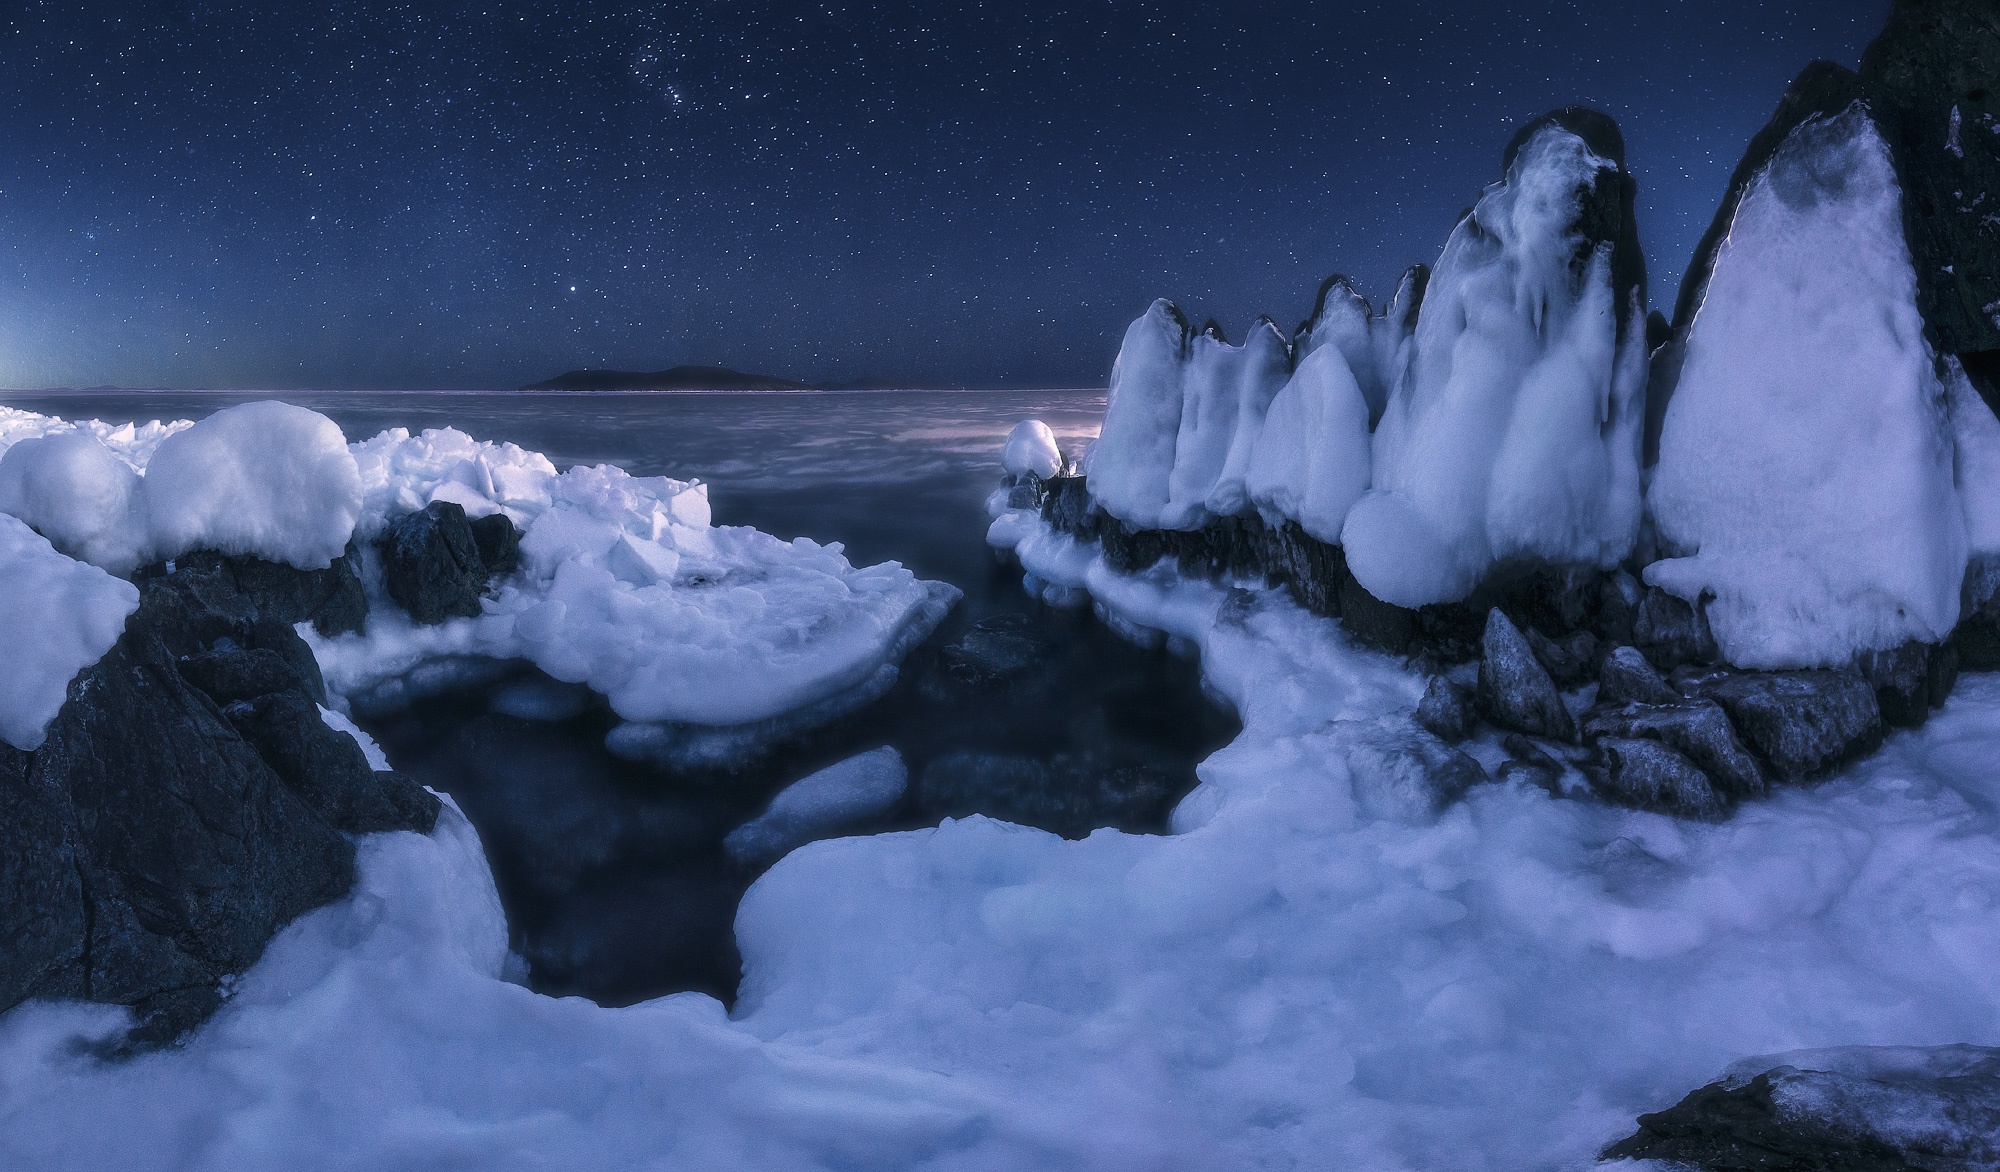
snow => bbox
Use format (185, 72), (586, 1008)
(724, 747), (910, 866)
(1087, 299), (1189, 530)
(1292, 272), (1420, 428)
(1343, 122), (1648, 607)
(0, 514), (139, 751)
(1647, 106), (1967, 668)
(348, 425), (559, 539)
(0, 406), (190, 471)
(318, 704), (392, 771)
(1243, 340), (1374, 543)
(1166, 319), (1290, 527)
(0, 432), (149, 574)
(143, 401), (364, 570)
(1002, 420), (1063, 480)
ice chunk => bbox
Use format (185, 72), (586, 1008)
(0, 432), (149, 573)
(1344, 121), (1648, 606)
(1088, 299), (1190, 529)
(1001, 419), (1063, 480)
(0, 514), (139, 750)
(1243, 340), (1373, 543)
(1166, 319), (1289, 527)
(724, 747), (909, 865)
(144, 401), (363, 570)
(318, 704), (392, 771)
(1647, 106), (1965, 667)
(350, 426), (558, 539)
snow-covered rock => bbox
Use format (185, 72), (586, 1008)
(1647, 105), (1967, 668)
(1343, 111), (1648, 608)
(1001, 419), (1063, 480)
(1243, 339), (1374, 543)
(1087, 299), (1189, 530)
(0, 515), (139, 751)
(0, 432), (148, 574)
(724, 747), (909, 866)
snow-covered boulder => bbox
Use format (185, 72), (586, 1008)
(0, 432), (148, 573)
(1088, 299), (1190, 530)
(724, 747), (908, 866)
(1243, 336), (1373, 544)
(1342, 109), (1649, 608)
(0, 515), (139, 751)
(144, 401), (363, 571)
(1001, 419), (1063, 480)
(1646, 104), (1967, 668)
(1289, 269), (1426, 427)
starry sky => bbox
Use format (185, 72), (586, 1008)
(0, 1), (1890, 391)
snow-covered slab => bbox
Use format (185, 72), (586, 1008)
(0, 514), (139, 751)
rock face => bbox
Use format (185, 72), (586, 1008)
(0, 550), (437, 1046)
(1477, 610), (1577, 742)
(379, 500), (519, 625)
(1686, 669), (1883, 781)
(1604, 1045), (2000, 1170)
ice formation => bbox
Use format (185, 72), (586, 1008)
(1001, 419), (1063, 480)
(1342, 120), (1648, 607)
(1242, 338), (1374, 543)
(724, 746), (909, 866)
(0, 514), (139, 751)
(1288, 270), (1423, 428)
(1166, 319), (1290, 526)
(1086, 300), (1188, 530)
(1648, 105), (1968, 667)
(0, 432), (148, 574)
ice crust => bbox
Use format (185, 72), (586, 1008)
(1001, 419), (1063, 480)
(724, 746), (910, 866)
(1242, 340), (1374, 543)
(1646, 107), (1986, 668)
(1343, 124), (1648, 607)
(9, 515), (2000, 1169)
(0, 514), (140, 751)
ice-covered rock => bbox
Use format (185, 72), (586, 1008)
(0, 432), (148, 573)
(1649, 103), (1971, 669)
(1414, 675), (1474, 742)
(0, 515), (140, 751)
(1631, 585), (1719, 672)
(1289, 270), (1426, 427)
(1088, 299), (1190, 530)
(1605, 1045), (2000, 1170)
(1597, 644), (1681, 707)
(1476, 609), (1577, 742)
(144, 401), (364, 571)
(1343, 109), (1648, 607)
(1001, 419), (1063, 480)
(723, 747), (908, 867)
(1334, 716), (1486, 823)
(1163, 319), (1290, 529)
(1582, 699), (1766, 800)
(379, 501), (506, 625)
(1685, 668), (1883, 781)
(1594, 737), (1730, 821)
(1242, 333), (1373, 544)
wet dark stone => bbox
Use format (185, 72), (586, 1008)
(1477, 609), (1577, 742)
(178, 646), (317, 706)
(1633, 587), (1719, 672)
(1415, 676), (1475, 743)
(1598, 644), (1682, 707)
(0, 742), (86, 1020)
(1686, 668), (1883, 782)
(1603, 1046), (2000, 1170)
(1582, 699), (1767, 799)
(1502, 733), (1565, 777)
(223, 690), (440, 836)
(1340, 574), (1417, 655)
(1526, 626), (1599, 688)
(938, 613), (1062, 688)
(380, 500), (490, 625)
(918, 750), (1177, 839)
(1260, 521), (1347, 618)
(469, 512), (522, 577)
(1856, 640), (1946, 728)
(1594, 736), (1733, 821)
(133, 547), (367, 641)
(1040, 476), (1102, 540)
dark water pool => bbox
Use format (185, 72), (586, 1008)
(0, 389), (1241, 1005)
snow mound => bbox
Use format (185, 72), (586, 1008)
(725, 747), (909, 866)
(0, 432), (149, 574)
(1087, 299), (1191, 530)
(349, 425), (559, 538)
(1647, 105), (1967, 667)
(0, 514), (139, 751)
(1243, 340), (1374, 542)
(143, 401), (364, 571)
(1343, 122), (1647, 607)
(1002, 420), (1063, 480)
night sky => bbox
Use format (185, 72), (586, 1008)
(1, 1), (1889, 391)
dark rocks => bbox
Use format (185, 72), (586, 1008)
(1040, 475), (1102, 540)
(1598, 645), (1681, 707)
(470, 512), (522, 576)
(937, 613), (1061, 688)
(0, 550), (439, 1045)
(1499, 733), (1566, 793)
(1688, 668), (1884, 781)
(1603, 1045), (2000, 1171)
(1856, 639), (1956, 728)
(1259, 521), (1347, 617)
(1339, 718), (1487, 822)
(1415, 676), (1474, 742)
(1477, 609), (1577, 742)
(1594, 737), (1732, 821)
(1633, 587), (1718, 672)
(1525, 626), (1599, 688)
(1583, 700), (1767, 800)
(917, 750), (1177, 839)
(380, 501), (492, 625)
(1339, 573), (1417, 654)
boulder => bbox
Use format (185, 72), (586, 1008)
(1583, 699), (1767, 799)
(223, 690), (439, 836)
(1603, 1044), (2000, 1170)
(1632, 587), (1718, 672)
(1477, 609), (1577, 741)
(134, 547), (366, 640)
(1040, 476), (1101, 540)
(1414, 676), (1474, 742)
(1687, 668), (1883, 781)
(1856, 639), (1954, 728)
(1594, 737), (1733, 821)
(1597, 644), (1681, 707)
(469, 512), (522, 576)
(380, 500), (490, 625)
(1524, 626), (1599, 688)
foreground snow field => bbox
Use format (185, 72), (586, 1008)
(2, 502), (1996, 1169)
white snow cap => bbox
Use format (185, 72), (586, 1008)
(1647, 104), (1967, 667)
(1089, 299), (1191, 530)
(1243, 338), (1374, 543)
(1342, 121), (1647, 607)
(1001, 419), (1063, 480)
(0, 432), (149, 574)
(0, 514), (139, 750)
(1290, 272), (1422, 428)
(145, 401), (363, 570)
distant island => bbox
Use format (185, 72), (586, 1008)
(521, 365), (957, 392)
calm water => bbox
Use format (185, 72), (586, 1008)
(1, 389), (1240, 1005)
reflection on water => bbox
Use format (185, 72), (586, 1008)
(0, 389), (1239, 1006)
